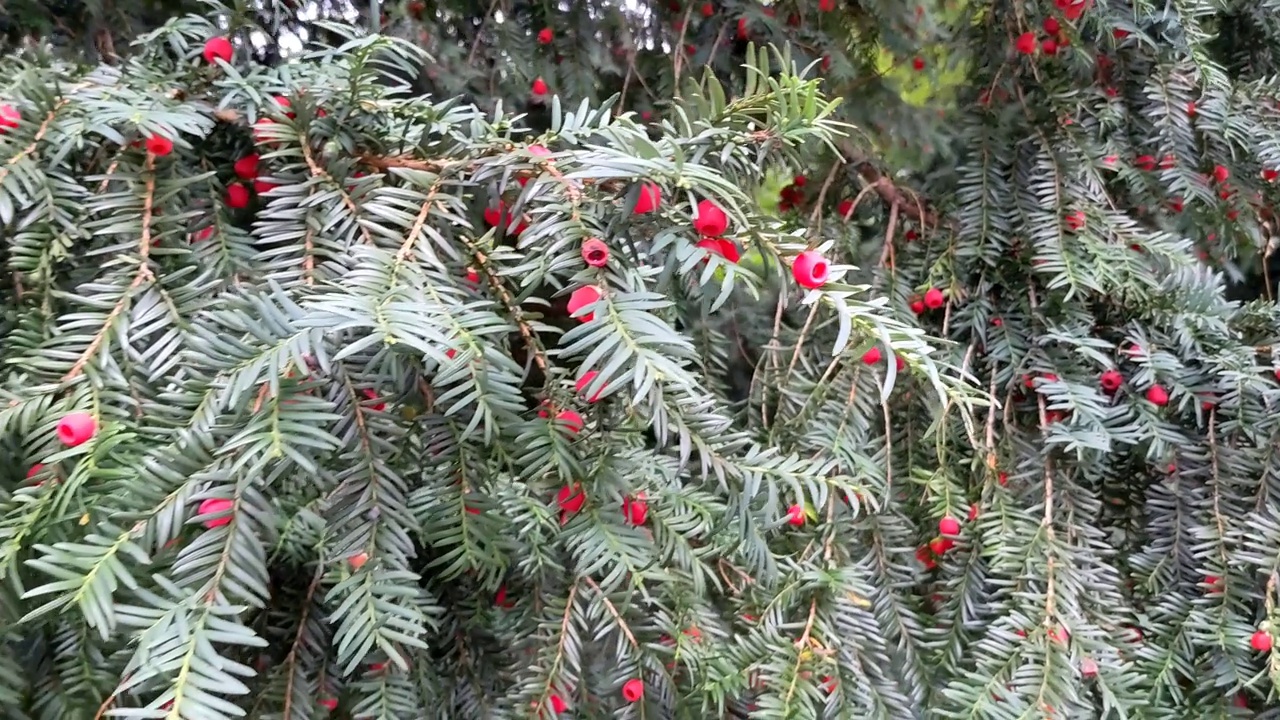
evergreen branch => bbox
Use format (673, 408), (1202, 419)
(62, 152), (157, 382)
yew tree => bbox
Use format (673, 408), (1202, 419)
(6, 0), (1280, 719)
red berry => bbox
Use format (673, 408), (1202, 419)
(0, 103), (19, 132)
(693, 199), (729, 236)
(737, 17), (749, 39)
(916, 545), (937, 569)
(1186, 101), (1196, 116)
(633, 183), (661, 213)
(861, 347), (882, 365)
(145, 134), (174, 156)
(556, 409), (584, 434)
(1264, 169), (1278, 182)
(202, 36), (234, 64)
(923, 287), (945, 309)
(929, 536), (954, 555)
(362, 388), (385, 412)
(531, 77), (549, 95)
(622, 496), (648, 525)
(197, 497), (234, 528)
(1042, 39), (1058, 55)
(272, 95), (294, 118)
(567, 286), (602, 322)
(909, 299), (926, 315)
(349, 552), (369, 570)
(226, 183), (251, 209)
(1251, 630), (1272, 652)
(1016, 32), (1037, 55)
(1100, 369), (1123, 393)
(1043, 17), (1060, 34)
(1113, 28), (1130, 39)
(1065, 210), (1085, 231)
(967, 504), (979, 522)
(537, 28), (553, 44)
(234, 154), (260, 180)
(26, 464), (44, 480)
(895, 355), (905, 372)
(253, 179), (277, 196)
(56, 412), (97, 447)
(793, 174), (807, 187)
(550, 695), (568, 713)
(622, 678), (644, 702)
(1135, 154), (1156, 171)
(1145, 384), (1169, 407)
(939, 516), (961, 536)
(819, 0), (836, 10)
(576, 371), (603, 402)
(837, 199), (854, 217)
(557, 485), (586, 513)
(786, 504), (805, 526)
(1213, 164), (1229, 183)
(912, 56), (925, 70)
(494, 585), (515, 608)
(320, 698), (338, 711)
(701, 2), (714, 17)
(792, 250), (831, 289)
(581, 238), (610, 267)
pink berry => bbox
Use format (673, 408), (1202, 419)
(202, 36), (234, 64)
(56, 412), (97, 447)
(693, 199), (729, 237)
(792, 250), (830, 289)
(197, 497), (234, 528)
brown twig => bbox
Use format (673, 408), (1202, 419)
(583, 577), (638, 648)
(281, 566), (324, 718)
(64, 153), (157, 382)
(301, 140), (373, 244)
(0, 99), (70, 184)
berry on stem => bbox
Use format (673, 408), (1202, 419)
(197, 497), (234, 528)
(557, 485), (586, 514)
(1100, 369), (1123, 393)
(861, 347), (882, 365)
(693, 199), (729, 236)
(939, 516), (961, 536)
(581, 238), (610, 267)
(226, 183), (251, 209)
(234, 154), (260, 180)
(792, 250), (830, 289)
(633, 183), (661, 213)
(1251, 630), (1272, 652)
(537, 28), (553, 44)
(567, 286), (602, 322)
(923, 287), (945, 309)
(349, 552), (369, 570)
(1145, 384), (1169, 406)
(786, 504), (805, 526)
(622, 678), (644, 702)
(0, 104), (19, 132)
(1016, 32), (1037, 55)
(622, 496), (648, 525)
(57, 412), (97, 447)
(202, 36), (234, 64)
(531, 77), (549, 95)
(576, 371), (603, 402)
(145, 134), (174, 156)
(556, 409), (584, 434)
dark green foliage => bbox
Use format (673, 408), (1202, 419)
(6, 0), (1280, 719)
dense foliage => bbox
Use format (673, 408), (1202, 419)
(6, 0), (1280, 719)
